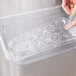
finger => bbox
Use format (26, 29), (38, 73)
(72, 5), (76, 16)
(65, 20), (76, 30)
(62, 5), (72, 15)
(62, 0), (67, 6)
(62, 0), (72, 15)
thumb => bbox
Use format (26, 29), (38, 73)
(65, 20), (76, 30)
(72, 5), (76, 16)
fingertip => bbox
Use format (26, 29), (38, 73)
(65, 26), (68, 30)
(65, 26), (70, 30)
(65, 25), (72, 30)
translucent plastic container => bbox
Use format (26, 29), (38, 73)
(0, 6), (76, 65)
(0, 5), (76, 76)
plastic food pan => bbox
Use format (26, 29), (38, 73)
(0, 6), (76, 65)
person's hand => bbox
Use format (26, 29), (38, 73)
(62, 0), (76, 30)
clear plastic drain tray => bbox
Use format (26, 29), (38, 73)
(0, 6), (76, 64)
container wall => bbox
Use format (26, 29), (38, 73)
(9, 50), (76, 76)
(0, 44), (76, 76)
(0, 45), (10, 76)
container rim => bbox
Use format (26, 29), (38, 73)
(0, 5), (61, 20)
